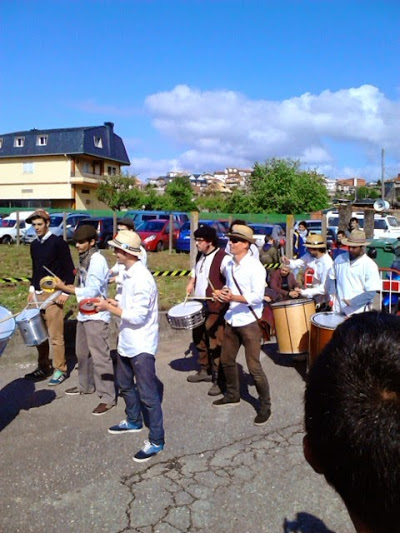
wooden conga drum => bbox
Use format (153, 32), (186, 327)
(271, 299), (315, 355)
(309, 312), (346, 367)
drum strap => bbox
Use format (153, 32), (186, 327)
(231, 269), (259, 323)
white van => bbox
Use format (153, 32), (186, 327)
(0, 211), (34, 244)
(327, 211), (400, 239)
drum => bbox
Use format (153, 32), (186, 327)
(79, 298), (100, 315)
(309, 312), (346, 367)
(167, 301), (205, 330)
(16, 308), (48, 346)
(0, 305), (16, 356)
(271, 299), (315, 354)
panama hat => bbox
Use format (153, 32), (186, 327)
(227, 224), (256, 244)
(305, 233), (326, 249)
(108, 230), (142, 257)
(341, 230), (370, 247)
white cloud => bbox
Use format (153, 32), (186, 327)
(134, 84), (400, 180)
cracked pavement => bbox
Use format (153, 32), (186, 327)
(0, 325), (354, 532)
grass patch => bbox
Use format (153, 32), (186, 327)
(0, 244), (191, 315)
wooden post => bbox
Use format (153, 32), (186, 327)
(169, 214), (173, 254)
(190, 211), (199, 268)
(16, 211), (21, 246)
(113, 211), (118, 236)
(364, 209), (374, 239)
(286, 214), (294, 258)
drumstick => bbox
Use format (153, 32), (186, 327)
(43, 265), (58, 278)
(0, 312), (21, 324)
(187, 296), (214, 300)
(208, 279), (216, 291)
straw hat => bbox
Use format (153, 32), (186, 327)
(227, 224), (256, 244)
(108, 230), (142, 257)
(305, 233), (326, 249)
(341, 230), (370, 247)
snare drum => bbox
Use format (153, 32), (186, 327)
(167, 301), (205, 330)
(79, 298), (100, 315)
(16, 308), (48, 346)
(271, 298), (315, 354)
(39, 276), (57, 292)
(0, 305), (16, 356)
(309, 312), (346, 367)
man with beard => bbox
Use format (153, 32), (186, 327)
(329, 230), (380, 315)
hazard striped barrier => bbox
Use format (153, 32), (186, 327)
(0, 276), (31, 284)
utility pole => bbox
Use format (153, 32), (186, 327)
(381, 148), (385, 199)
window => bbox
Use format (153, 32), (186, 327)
(94, 136), (103, 148)
(82, 189), (90, 194)
(36, 135), (48, 146)
(23, 162), (34, 173)
(14, 136), (25, 147)
(107, 166), (117, 175)
(83, 162), (92, 174)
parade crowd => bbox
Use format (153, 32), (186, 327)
(19, 209), (399, 532)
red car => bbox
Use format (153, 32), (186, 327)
(137, 219), (181, 252)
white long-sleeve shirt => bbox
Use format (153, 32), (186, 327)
(192, 248), (231, 297)
(329, 252), (381, 315)
(75, 252), (110, 323)
(118, 260), (159, 358)
(289, 252), (333, 304)
(222, 252), (266, 327)
(109, 246), (147, 301)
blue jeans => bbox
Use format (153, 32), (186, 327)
(117, 352), (165, 445)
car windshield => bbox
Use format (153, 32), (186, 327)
(1, 220), (16, 227)
(49, 216), (63, 227)
(387, 216), (400, 228)
(139, 221), (165, 232)
(250, 225), (273, 235)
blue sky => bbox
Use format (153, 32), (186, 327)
(2, 0), (399, 181)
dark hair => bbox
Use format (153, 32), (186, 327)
(264, 233), (273, 243)
(305, 312), (400, 533)
(337, 230), (345, 237)
(348, 217), (359, 230)
(229, 219), (247, 232)
(298, 220), (308, 229)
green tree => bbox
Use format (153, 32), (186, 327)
(248, 158), (329, 213)
(97, 174), (143, 210)
(162, 176), (197, 211)
(224, 189), (255, 213)
(196, 193), (227, 213)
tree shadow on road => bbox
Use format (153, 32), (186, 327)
(0, 378), (56, 432)
(262, 342), (307, 381)
(283, 512), (336, 532)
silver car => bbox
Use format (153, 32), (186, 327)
(23, 213), (90, 244)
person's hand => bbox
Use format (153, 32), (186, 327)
(94, 298), (108, 312)
(264, 296), (272, 303)
(281, 256), (290, 265)
(289, 290), (299, 298)
(56, 294), (69, 306)
(27, 292), (35, 303)
(186, 279), (195, 295)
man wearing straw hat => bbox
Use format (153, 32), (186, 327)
(185, 224), (230, 396)
(282, 233), (333, 310)
(211, 224), (272, 426)
(95, 230), (165, 462)
(329, 230), (380, 316)
(24, 209), (75, 386)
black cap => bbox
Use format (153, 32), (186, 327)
(194, 224), (217, 242)
(118, 218), (135, 230)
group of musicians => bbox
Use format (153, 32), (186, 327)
(19, 209), (382, 460)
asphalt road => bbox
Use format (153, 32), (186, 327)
(0, 317), (354, 533)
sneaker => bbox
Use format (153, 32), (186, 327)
(254, 409), (272, 426)
(108, 420), (143, 434)
(212, 396), (240, 407)
(207, 382), (222, 397)
(48, 370), (67, 386)
(65, 386), (94, 396)
(92, 403), (115, 416)
(24, 367), (53, 381)
(187, 369), (212, 383)
(133, 440), (164, 463)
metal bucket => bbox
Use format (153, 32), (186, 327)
(16, 308), (48, 346)
(0, 305), (16, 356)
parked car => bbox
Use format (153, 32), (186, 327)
(248, 223), (286, 249)
(294, 219), (336, 249)
(75, 217), (115, 248)
(136, 219), (181, 252)
(125, 210), (189, 228)
(0, 211), (34, 244)
(327, 211), (400, 239)
(23, 212), (90, 244)
(175, 220), (228, 253)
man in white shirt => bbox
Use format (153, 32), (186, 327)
(329, 230), (381, 316)
(186, 225), (231, 396)
(54, 225), (116, 416)
(283, 234), (333, 309)
(212, 225), (271, 426)
(95, 231), (165, 463)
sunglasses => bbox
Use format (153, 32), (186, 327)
(229, 237), (246, 244)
